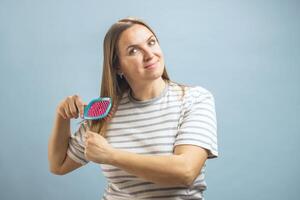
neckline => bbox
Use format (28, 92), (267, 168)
(128, 81), (169, 105)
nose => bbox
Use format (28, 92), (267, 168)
(143, 47), (155, 61)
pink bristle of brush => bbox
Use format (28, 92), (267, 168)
(83, 97), (113, 120)
(87, 101), (110, 117)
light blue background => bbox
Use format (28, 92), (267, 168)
(1, 0), (299, 199)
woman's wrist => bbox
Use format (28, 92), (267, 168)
(109, 147), (120, 165)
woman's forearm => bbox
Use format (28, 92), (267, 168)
(110, 149), (191, 187)
(48, 113), (71, 173)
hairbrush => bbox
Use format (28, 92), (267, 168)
(83, 97), (113, 120)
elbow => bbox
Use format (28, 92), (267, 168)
(49, 165), (65, 176)
(182, 177), (196, 187)
(50, 168), (65, 176)
(181, 166), (198, 187)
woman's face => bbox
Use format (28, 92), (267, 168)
(116, 24), (165, 85)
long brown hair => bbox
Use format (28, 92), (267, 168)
(87, 17), (185, 137)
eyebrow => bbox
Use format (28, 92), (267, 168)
(126, 35), (155, 51)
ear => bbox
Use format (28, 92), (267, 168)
(116, 66), (122, 75)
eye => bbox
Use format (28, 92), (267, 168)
(128, 48), (138, 55)
(148, 39), (156, 46)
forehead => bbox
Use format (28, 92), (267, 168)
(118, 24), (154, 48)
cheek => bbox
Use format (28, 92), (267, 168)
(154, 46), (164, 58)
(122, 56), (142, 67)
(120, 57), (143, 74)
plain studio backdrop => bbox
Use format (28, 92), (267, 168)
(0, 0), (299, 199)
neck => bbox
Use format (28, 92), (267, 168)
(129, 78), (167, 101)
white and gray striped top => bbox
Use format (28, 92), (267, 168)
(67, 81), (218, 200)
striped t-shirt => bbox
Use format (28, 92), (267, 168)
(67, 81), (218, 200)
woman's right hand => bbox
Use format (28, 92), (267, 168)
(56, 95), (87, 120)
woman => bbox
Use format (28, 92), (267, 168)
(48, 17), (218, 200)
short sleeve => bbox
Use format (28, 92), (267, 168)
(67, 121), (90, 165)
(174, 86), (218, 159)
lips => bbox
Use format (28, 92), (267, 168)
(144, 60), (158, 69)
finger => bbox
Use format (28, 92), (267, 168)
(82, 104), (87, 118)
(69, 97), (79, 118)
(64, 103), (73, 119)
(57, 106), (67, 119)
(83, 133), (88, 140)
(84, 132), (90, 142)
(86, 131), (98, 138)
(89, 130), (98, 136)
(74, 96), (86, 118)
(85, 131), (92, 138)
(84, 137), (89, 146)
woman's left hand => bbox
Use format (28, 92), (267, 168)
(84, 130), (115, 164)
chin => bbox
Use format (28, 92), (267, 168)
(153, 70), (164, 80)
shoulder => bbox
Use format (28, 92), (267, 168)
(169, 81), (214, 100)
(187, 85), (214, 100)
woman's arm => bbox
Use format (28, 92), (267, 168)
(48, 113), (71, 173)
(110, 145), (208, 187)
(84, 131), (208, 187)
(48, 113), (84, 175)
(48, 95), (87, 175)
